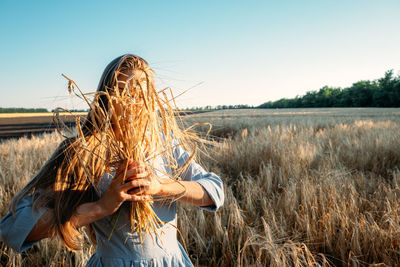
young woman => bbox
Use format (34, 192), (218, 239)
(0, 54), (224, 266)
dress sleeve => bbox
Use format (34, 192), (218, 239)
(0, 195), (47, 253)
(173, 141), (224, 212)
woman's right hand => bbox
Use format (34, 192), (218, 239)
(94, 161), (149, 217)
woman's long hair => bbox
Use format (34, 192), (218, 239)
(10, 54), (197, 250)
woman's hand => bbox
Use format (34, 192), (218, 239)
(123, 161), (162, 197)
(123, 161), (214, 208)
(95, 161), (154, 217)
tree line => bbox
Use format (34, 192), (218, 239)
(0, 108), (90, 113)
(259, 70), (400, 108)
(0, 107), (49, 113)
(183, 104), (254, 111)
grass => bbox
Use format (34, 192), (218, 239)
(1, 108), (400, 266)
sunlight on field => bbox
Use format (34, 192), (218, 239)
(1, 108), (399, 266)
(185, 108), (400, 139)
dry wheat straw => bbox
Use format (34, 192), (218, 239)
(59, 69), (203, 245)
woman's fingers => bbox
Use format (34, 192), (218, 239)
(125, 168), (148, 178)
(122, 178), (150, 192)
(127, 187), (146, 195)
(121, 191), (148, 201)
(122, 177), (156, 196)
(114, 170), (147, 185)
(125, 193), (148, 202)
(113, 162), (149, 183)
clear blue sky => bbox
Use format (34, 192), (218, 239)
(1, 0), (399, 110)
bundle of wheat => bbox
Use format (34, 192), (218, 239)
(53, 59), (205, 248)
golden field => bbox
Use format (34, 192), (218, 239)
(1, 108), (399, 266)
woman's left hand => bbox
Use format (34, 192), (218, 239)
(121, 160), (213, 207)
(123, 160), (162, 197)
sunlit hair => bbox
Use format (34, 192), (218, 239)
(11, 54), (198, 250)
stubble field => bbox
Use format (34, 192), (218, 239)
(1, 108), (399, 266)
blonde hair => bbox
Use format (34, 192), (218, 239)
(11, 54), (197, 250)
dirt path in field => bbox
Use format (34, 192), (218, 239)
(0, 114), (82, 139)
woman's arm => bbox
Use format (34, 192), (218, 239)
(156, 179), (214, 207)
(26, 164), (148, 242)
(26, 201), (103, 242)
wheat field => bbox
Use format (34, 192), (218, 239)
(1, 108), (399, 266)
